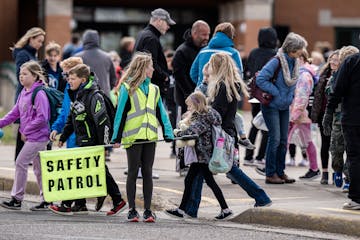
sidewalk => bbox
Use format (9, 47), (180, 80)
(0, 111), (359, 237)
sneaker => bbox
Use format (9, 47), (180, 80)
(342, 183), (350, 193)
(215, 209), (233, 220)
(143, 209), (156, 223)
(286, 158), (295, 166)
(254, 201), (272, 207)
(334, 172), (343, 188)
(255, 159), (265, 165)
(95, 196), (106, 211)
(298, 159), (309, 167)
(127, 208), (140, 222)
(30, 201), (52, 211)
(49, 204), (73, 216)
(71, 205), (88, 215)
(343, 201), (360, 210)
(179, 167), (189, 177)
(238, 138), (256, 150)
(299, 169), (321, 180)
(320, 172), (329, 185)
(165, 208), (184, 218)
(243, 159), (255, 166)
(0, 198), (21, 210)
(255, 166), (266, 176)
(107, 200), (127, 216)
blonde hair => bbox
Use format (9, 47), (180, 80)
(45, 41), (61, 55)
(11, 27), (45, 50)
(68, 64), (90, 79)
(116, 52), (152, 95)
(108, 50), (121, 62)
(60, 57), (83, 70)
(207, 53), (249, 103)
(300, 49), (312, 64)
(20, 61), (45, 83)
(339, 45), (359, 63)
(214, 22), (235, 39)
(185, 91), (209, 114)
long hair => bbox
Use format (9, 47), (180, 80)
(185, 91), (209, 123)
(207, 52), (249, 103)
(20, 61), (45, 84)
(339, 45), (359, 63)
(115, 52), (152, 95)
(11, 27), (45, 50)
(318, 50), (339, 76)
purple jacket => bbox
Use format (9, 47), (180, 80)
(0, 81), (50, 142)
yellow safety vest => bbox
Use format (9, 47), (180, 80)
(122, 82), (160, 147)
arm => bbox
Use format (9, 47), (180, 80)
(15, 51), (30, 79)
(90, 93), (111, 145)
(0, 104), (20, 128)
(233, 50), (244, 79)
(291, 73), (313, 122)
(190, 54), (200, 85)
(156, 96), (174, 140)
(51, 87), (70, 133)
(59, 109), (74, 143)
(109, 60), (117, 89)
(177, 119), (208, 137)
(256, 58), (281, 97)
(173, 50), (196, 96)
(143, 38), (168, 81)
(211, 84), (228, 120)
(111, 85), (129, 143)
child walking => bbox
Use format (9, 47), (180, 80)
(165, 91), (233, 220)
(0, 61), (51, 210)
(50, 64), (126, 216)
(112, 52), (174, 223)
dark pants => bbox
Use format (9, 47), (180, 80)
(342, 126), (360, 203)
(319, 123), (331, 169)
(15, 129), (24, 161)
(126, 142), (156, 210)
(289, 144), (307, 158)
(245, 103), (268, 161)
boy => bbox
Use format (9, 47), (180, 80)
(49, 64), (126, 216)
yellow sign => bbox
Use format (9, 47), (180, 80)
(40, 146), (107, 202)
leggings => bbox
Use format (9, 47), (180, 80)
(319, 124), (331, 169)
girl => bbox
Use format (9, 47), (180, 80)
(0, 61), (50, 210)
(166, 91), (233, 220)
(287, 50), (320, 180)
(112, 52), (174, 223)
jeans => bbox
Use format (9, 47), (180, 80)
(226, 165), (271, 206)
(261, 105), (289, 177)
(184, 173), (203, 217)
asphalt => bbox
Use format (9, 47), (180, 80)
(0, 111), (359, 238)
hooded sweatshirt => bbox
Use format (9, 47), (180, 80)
(75, 30), (116, 97)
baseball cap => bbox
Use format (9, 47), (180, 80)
(151, 8), (176, 25)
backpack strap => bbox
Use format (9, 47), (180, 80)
(31, 86), (45, 106)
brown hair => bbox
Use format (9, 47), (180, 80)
(68, 64), (90, 79)
(60, 57), (83, 70)
(185, 91), (209, 114)
(339, 45), (359, 63)
(11, 27), (45, 50)
(45, 41), (61, 55)
(214, 22), (235, 39)
(20, 61), (45, 83)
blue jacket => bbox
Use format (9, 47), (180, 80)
(256, 55), (297, 110)
(112, 78), (174, 143)
(51, 83), (77, 148)
(190, 32), (244, 86)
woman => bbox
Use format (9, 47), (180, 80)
(256, 32), (307, 184)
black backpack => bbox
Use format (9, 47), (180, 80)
(31, 86), (64, 126)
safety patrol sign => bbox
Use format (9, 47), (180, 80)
(40, 146), (107, 202)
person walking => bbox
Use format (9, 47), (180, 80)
(111, 52), (174, 222)
(256, 32), (307, 184)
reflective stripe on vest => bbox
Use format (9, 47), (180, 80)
(122, 82), (160, 145)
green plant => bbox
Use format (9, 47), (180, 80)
(0, 110), (16, 145)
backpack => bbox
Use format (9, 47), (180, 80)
(208, 125), (235, 174)
(31, 86), (64, 126)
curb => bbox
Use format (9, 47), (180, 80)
(0, 177), (40, 196)
(231, 208), (360, 238)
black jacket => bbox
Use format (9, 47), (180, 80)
(172, 29), (199, 109)
(41, 60), (67, 92)
(60, 74), (112, 146)
(326, 53), (360, 126)
(134, 24), (169, 96)
(245, 28), (277, 81)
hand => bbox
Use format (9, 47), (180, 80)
(113, 143), (121, 148)
(173, 129), (181, 136)
(50, 130), (58, 141)
(20, 133), (26, 142)
(58, 141), (64, 148)
(164, 137), (173, 143)
(322, 112), (333, 136)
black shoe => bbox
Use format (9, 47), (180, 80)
(215, 209), (233, 220)
(95, 196), (106, 211)
(143, 209), (156, 222)
(255, 166), (266, 176)
(0, 198), (21, 210)
(165, 208), (184, 218)
(30, 201), (52, 211)
(71, 205), (88, 214)
(320, 172), (329, 184)
(299, 169), (320, 180)
(127, 208), (140, 222)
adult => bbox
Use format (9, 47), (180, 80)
(62, 32), (81, 60)
(256, 32), (307, 184)
(11, 27), (45, 161)
(323, 51), (360, 210)
(75, 29), (116, 98)
(119, 36), (135, 69)
(172, 20), (210, 114)
(190, 22), (244, 86)
(243, 27), (277, 165)
(134, 8), (176, 97)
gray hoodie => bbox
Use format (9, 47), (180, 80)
(75, 30), (116, 97)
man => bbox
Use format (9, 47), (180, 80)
(75, 29), (116, 98)
(172, 20), (210, 114)
(134, 8), (176, 97)
(323, 51), (360, 210)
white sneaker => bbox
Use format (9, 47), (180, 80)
(243, 159), (255, 166)
(343, 201), (360, 210)
(286, 158), (295, 166)
(298, 159), (309, 167)
(255, 159), (265, 165)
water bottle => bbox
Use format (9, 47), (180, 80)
(0, 128), (3, 139)
(216, 138), (225, 148)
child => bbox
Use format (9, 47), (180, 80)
(50, 64), (126, 216)
(112, 52), (174, 223)
(0, 61), (51, 210)
(165, 91), (233, 220)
